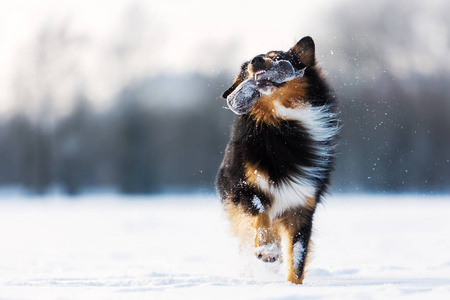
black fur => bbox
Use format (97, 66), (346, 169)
(216, 61), (337, 211)
(216, 114), (337, 214)
(215, 36), (338, 283)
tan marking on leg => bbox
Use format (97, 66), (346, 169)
(250, 212), (276, 248)
(285, 236), (313, 284)
(271, 223), (305, 283)
(223, 198), (280, 250)
(244, 162), (269, 187)
(223, 199), (253, 246)
(247, 58), (274, 75)
(273, 200), (317, 284)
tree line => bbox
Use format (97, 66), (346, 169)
(0, 70), (449, 195)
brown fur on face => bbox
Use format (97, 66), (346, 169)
(247, 57), (274, 75)
(249, 77), (310, 126)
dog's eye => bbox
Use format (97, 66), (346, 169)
(273, 56), (280, 61)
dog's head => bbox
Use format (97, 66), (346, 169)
(222, 36), (318, 120)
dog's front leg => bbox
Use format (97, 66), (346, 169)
(251, 212), (281, 263)
(287, 219), (312, 284)
(274, 204), (315, 284)
(223, 196), (281, 263)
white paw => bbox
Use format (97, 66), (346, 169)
(255, 243), (281, 263)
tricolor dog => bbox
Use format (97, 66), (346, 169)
(216, 36), (339, 284)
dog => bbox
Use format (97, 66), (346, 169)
(215, 36), (339, 284)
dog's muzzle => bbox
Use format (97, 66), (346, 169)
(226, 60), (305, 115)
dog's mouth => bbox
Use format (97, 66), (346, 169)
(254, 70), (266, 79)
(226, 60), (305, 115)
(254, 70), (266, 81)
(254, 60), (299, 95)
(256, 79), (280, 95)
(254, 70), (278, 92)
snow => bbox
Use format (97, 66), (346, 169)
(251, 195), (265, 213)
(0, 194), (450, 299)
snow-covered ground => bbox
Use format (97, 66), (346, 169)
(0, 194), (449, 299)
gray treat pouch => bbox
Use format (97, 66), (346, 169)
(254, 60), (305, 95)
(226, 78), (260, 115)
(257, 60), (296, 83)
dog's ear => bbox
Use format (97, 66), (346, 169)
(291, 36), (316, 67)
(221, 62), (249, 99)
(221, 74), (244, 99)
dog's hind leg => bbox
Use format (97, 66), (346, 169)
(274, 200), (316, 284)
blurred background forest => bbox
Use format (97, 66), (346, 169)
(0, 0), (449, 195)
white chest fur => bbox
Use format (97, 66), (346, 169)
(252, 103), (338, 219)
(252, 170), (316, 219)
(267, 179), (316, 219)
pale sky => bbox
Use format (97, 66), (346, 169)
(0, 0), (349, 115)
(1, 0), (447, 116)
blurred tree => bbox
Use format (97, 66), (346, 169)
(326, 0), (450, 192)
(55, 99), (96, 194)
(1, 0), (449, 195)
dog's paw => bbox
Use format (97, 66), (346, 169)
(255, 243), (281, 263)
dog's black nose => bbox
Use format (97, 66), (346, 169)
(251, 56), (264, 65)
(250, 56), (265, 71)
